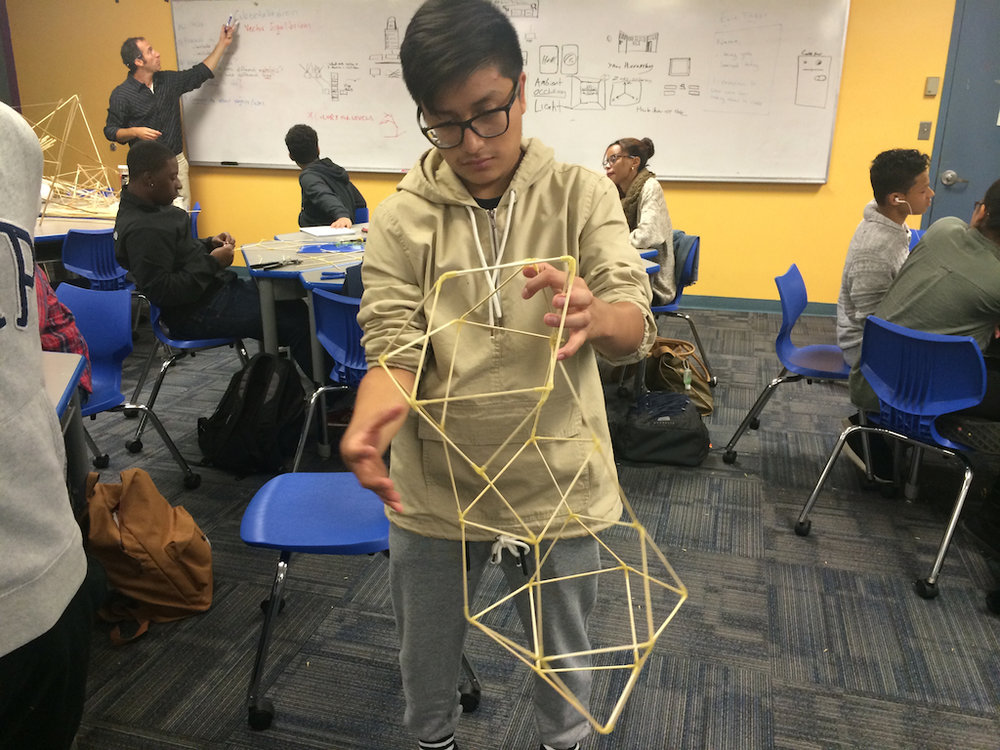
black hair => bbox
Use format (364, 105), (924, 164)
(608, 136), (655, 171)
(869, 148), (929, 206)
(120, 37), (144, 73)
(126, 140), (174, 180)
(981, 178), (1000, 239)
(400, 0), (523, 110)
(285, 124), (320, 164)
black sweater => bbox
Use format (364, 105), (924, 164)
(115, 188), (234, 327)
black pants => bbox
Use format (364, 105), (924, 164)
(0, 555), (104, 750)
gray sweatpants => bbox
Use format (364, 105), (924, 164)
(389, 524), (598, 748)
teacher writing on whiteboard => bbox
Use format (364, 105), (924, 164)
(104, 21), (236, 210)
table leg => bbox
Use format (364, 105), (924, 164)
(257, 278), (278, 354)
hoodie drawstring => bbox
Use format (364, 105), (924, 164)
(465, 190), (517, 327)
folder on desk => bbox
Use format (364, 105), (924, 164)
(301, 226), (356, 237)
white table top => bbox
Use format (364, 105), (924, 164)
(42, 351), (85, 418)
(35, 216), (116, 242)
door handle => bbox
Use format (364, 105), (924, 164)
(940, 169), (969, 186)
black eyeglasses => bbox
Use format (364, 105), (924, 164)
(418, 83), (520, 149)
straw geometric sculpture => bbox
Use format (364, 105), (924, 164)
(377, 255), (687, 733)
(20, 95), (117, 218)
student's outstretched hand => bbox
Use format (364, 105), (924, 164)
(521, 261), (596, 360)
(331, 218), (353, 229)
(341, 404), (407, 513)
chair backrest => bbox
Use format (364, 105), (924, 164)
(55, 284), (132, 412)
(655, 230), (699, 309)
(311, 287), (366, 386)
(908, 227), (925, 251)
(189, 201), (201, 238)
(62, 228), (128, 289)
(353, 206), (369, 224)
(773, 264), (809, 361)
(860, 316), (986, 448)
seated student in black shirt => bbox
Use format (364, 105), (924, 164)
(114, 140), (312, 376)
(285, 124), (367, 228)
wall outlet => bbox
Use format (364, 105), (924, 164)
(918, 121), (932, 140)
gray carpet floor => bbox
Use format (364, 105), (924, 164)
(72, 309), (1000, 750)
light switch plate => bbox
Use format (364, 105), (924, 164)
(918, 121), (932, 140)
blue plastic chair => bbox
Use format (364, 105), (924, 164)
(650, 230), (716, 385)
(55, 285), (201, 488)
(353, 206), (369, 224)
(908, 227), (925, 251)
(239, 471), (391, 730)
(128, 302), (249, 449)
(61, 228), (130, 290)
(722, 264), (851, 464)
(794, 316), (986, 598)
(291, 287), (367, 471)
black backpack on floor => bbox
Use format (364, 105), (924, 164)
(604, 363), (710, 467)
(197, 353), (306, 475)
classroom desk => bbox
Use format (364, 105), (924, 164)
(42, 350), (86, 421)
(35, 216), (116, 243)
(242, 227), (365, 382)
(42, 351), (88, 513)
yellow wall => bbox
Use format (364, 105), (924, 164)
(7, 0), (956, 303)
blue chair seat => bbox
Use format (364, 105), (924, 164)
(723, 264), (850, 464)
(241, 473), (389, 554)
(780, 344), (851, 380)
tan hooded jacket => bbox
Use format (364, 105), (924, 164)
(359, 138), (656, 541)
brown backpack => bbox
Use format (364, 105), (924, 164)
(86, 469), (213, 643)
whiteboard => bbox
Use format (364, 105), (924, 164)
(172, 0), (849, 183)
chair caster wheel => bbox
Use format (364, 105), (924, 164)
(123, 408), (139, 419)
(247, 698), (274, 730)
(459, 682), (481, 713)
(260, 597), (286, 614)
(125, 438), (143, 453)
(183, 472), (201, 490)
(794, 519), (811, 536)
(749, 417), (760, 430)
(92, 454), (110, 469)
(914, 578), (939, 599)
(722, 450), (737, 464)
(709, 376), (718, 387)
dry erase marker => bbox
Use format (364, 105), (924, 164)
(227, 15), (233, 27)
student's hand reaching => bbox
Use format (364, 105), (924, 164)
(331, 218), (353, 229)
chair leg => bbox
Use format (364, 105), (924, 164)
(916, 457), (975, 599)
(722, 368), (801, 464)
(121, 404), (201, 490)
(131, 350), (183, 443)
(459, 652), (482, 713)
(83, 424), (110, 469)
(904, 446), (924, 501)
(663, 310), (717, 386)
(291, 384), (349, 472)
(794, 423), (858, 535)
(247, 551), (292, 731)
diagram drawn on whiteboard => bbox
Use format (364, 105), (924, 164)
(370, 17), (402, 78)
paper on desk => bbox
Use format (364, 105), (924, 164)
(301, 226), (356, 237)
